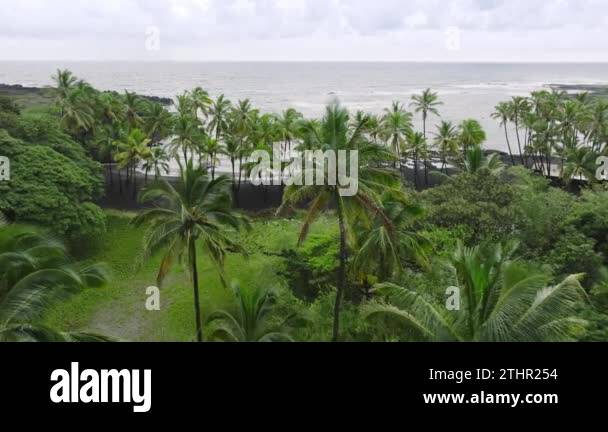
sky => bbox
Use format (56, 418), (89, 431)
(1, 0), (607, 62)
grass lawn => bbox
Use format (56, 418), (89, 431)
(43, 209), (336, 341)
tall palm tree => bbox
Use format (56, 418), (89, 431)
(433, 121), (459, 174)
(115, 128), (152, 198)
(57, 86), (96, 142)
(510, 97), (529, 165)
(405, 131), (427, 189)
(52, 69), (78, 102)
(205, 138), (222, 180)
(207, 284), (294, 342)
(491, 102), (516, 166)
(208, 95), (233, 141)
(171, 114), (202, 166)
(132, 163), (248, 342)
(191, 87), (213, 119)
(144, 102), (174, 145)
(410, 89), (442, 139)
(363, 241), (588, 342)
(222, 133), (243, 188)
(278, 104), (398, 342)
(123, 91), (145, 130)
(142, 147), (171, 183)
(277, 108), (303, 155)
(0, 225), (110, 342)
(381, 102), (413, 169)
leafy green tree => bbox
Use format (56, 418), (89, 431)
(133, 163), (248, 342)
(207, 284), (294, 342)
(363, 241), (588, 342)
(0, 130), (106, 241)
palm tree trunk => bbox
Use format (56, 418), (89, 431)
(133, 165), (138, 200)
(515, 119), (524, 165)
(333, 198), (347, 343)
(189, 238), (204, 342)
(211, 152), (216, 180)
(503, 124), (515, 166)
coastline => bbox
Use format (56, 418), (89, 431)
(0, 83), (173, 108)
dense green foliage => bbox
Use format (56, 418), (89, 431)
(0, 100), (105, 241)
(1, 71), (607, 342)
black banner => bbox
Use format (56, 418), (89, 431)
(1, 343), (605, 421)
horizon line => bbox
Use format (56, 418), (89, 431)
(2, 59), (608, 65)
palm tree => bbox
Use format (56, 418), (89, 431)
(208, 95), (232, 141)
(562, 146), (598, 184)
(458, 119), (486, 155)
(171, 114), (201, 166)
(277, 108), (303, 155)
(207, 284), (294, 342)
(462, 145), (504, 175)
(57, 89), (96, 142)
(0, 225), (110, 342)
(52, 69), (78, 102)
(510, 97), (529, 165)
(115, 128), (152, 198)
(433, 121), (459, 174)
(491, 102), (516, 166)
(142, 147), (170, 183)
(363, 241), (588, 342)
(405, 131), (427, 189)
(278, 104), (398, 342)
(354, 192), (429, 285)
(123, 91), (144, 130)
(191, 87), (213, 119)
(205, 138), (222, 180)
(132, 163), (248, 342)
(410, 89), (442, 139)
(144, 102), (174, 145)
(222, 133), (243, 189)
(381, 102), (413, 169)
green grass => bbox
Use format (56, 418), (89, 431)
(43, 209), (336, 341)
(0, 88), (55, 113)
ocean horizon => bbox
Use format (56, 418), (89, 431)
(2, 61), (608, 152)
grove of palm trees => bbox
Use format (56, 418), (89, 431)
(1, 70), (607, 342)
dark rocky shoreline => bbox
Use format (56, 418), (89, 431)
(0, 83), (173, 106)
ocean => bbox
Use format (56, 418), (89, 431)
(1, 61), (608, 152)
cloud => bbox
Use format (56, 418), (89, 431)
(0, 0), (607, 61)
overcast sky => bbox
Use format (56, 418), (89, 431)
(1, 0), (607, 62)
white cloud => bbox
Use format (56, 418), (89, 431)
(0, 0), (607, 61)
